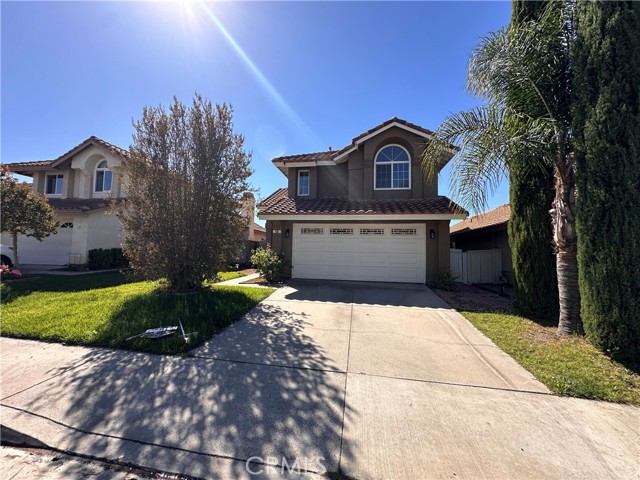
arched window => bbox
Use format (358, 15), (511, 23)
(95, 160), (112, 192)
(374, 145), (410, 189)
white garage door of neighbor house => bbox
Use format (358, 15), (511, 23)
(2, 223), (74, 265)
(292, 223), (426, 283)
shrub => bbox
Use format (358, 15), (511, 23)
(250, 246), (284, 282)
(88, 248), (129, 270)
(433, 270), (458, 291)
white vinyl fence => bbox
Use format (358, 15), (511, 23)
(450, 248), (503, 284)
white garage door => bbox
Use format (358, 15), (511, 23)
(292, 223), (426, 283)
(1, 221), (74, 265)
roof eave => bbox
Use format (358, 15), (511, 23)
(450, 221), (509, 236)
(258, 213), (467, 221)
(332, 121), (456, 162)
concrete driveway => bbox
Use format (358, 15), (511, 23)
(1, 281), (639, 479)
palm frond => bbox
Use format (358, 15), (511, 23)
(422, 105), (557, 214)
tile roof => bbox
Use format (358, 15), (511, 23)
(258, 191), (465, 217)
(52, 136), (130, 165)
(48, 198), (120, 212)
(253, 222), (266, 232)
(257, 188), (288, 210)
(332, 117), (436, 158)
(272, 151), (334, 164)
(5, 136), (129, 174)
(271, 117), (455, 173)
(450, 204), (510, 234)
(4, 160), (54, 172)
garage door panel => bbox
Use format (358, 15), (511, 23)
(292, 223), (426, 284)
(388, 253), (425, 267)
(3, 224), (74, 265)
(296, 252), (357, 266)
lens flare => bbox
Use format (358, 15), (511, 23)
(197, 1), (318, 145)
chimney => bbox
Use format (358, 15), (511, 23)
(329, 146), (332, 152)
(241, 192), (255, 226)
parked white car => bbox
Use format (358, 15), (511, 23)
(1, 245), (15, 267)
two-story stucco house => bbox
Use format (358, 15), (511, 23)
(257, 117), (467, 284)
(4, 136), (267, 267)
(3, 137), (129, 265)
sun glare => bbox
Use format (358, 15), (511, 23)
(191, 1), (317, 145)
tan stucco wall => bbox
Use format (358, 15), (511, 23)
(32, 144), (126, 201)
(69, 145), (125, 199)
(317, 164), (348, 198)
(283, 126), (442, 202)
(288, 167), (319, 199)
(345, 125), (438, 201)
(87, 211), (123, 251)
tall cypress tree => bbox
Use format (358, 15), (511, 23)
(507, 0), (559, 320)
(573, 2), (640, 367)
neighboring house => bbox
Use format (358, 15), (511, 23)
(3, 136), (128, 265)
(450, 204), (513, 283)
(240, 192), (267, 264)
(4, 137), (264, 266)
(257, 117), (466, 284)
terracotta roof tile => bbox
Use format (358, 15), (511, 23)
(258, 192), (465, 217)
(332, 117), (436, 158)
(6, 136), (129, 174)
(53, 136), (130, 165)
(450, 204), (510, 234)
(257, 188), (288, 210)
(272, 151), (333, 164)
(5, 160), (54, 172)
(272, 118), (440, 167)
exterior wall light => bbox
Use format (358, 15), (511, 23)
(430, 229), (436, 240)
(285, 229), (290, 239)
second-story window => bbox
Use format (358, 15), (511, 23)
(45, 174), (63, 195)
(95, 160), (112, 193)
(375, 145), (410, 190)
(298, 170), (309, 196)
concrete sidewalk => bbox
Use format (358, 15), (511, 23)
(1, 281), (639, 479)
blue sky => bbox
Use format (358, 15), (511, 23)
(2, 1), (511, 221)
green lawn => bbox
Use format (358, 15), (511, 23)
(1, 272), (273, 355)
(213, 271), (248, 282)
(464, 311), (640, 405)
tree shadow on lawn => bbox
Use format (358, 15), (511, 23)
(17, 303), (355, 478)
(95, 287), (272, 355)
(0, 272), (130, 304)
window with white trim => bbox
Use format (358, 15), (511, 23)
(95, 160), (112, 193)
(45, 174), (63, 195)
(297, 170), (309, 196)
(375, 145), (410, 189)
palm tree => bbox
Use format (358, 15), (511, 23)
(422, 1), (582, 334)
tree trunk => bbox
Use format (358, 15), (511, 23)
(556, 250), (582, 334)
(551, 160), (582, 334)
(12, 232), (19, 268)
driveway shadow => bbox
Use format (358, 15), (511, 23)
(11, 302), (356, 478)
(192, 303), (349, 372)
(277, 280), (453, 309)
